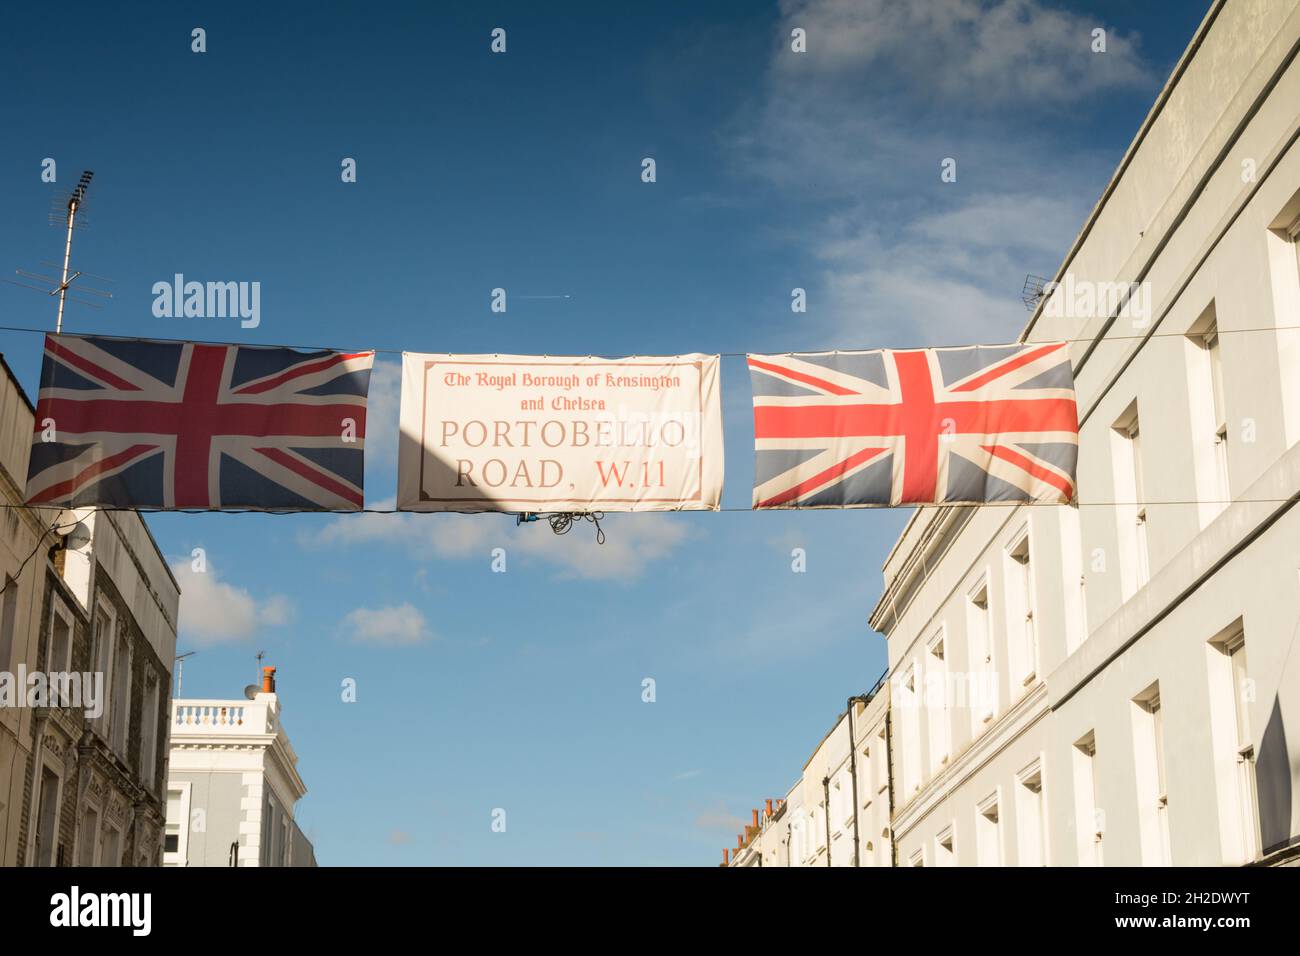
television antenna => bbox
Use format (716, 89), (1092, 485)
(174, 650), (197, 698)
(1021, 274), (1049, 311)
(2, 169), (113, 333)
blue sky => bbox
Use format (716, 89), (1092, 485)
(0, 1), (1209, 864)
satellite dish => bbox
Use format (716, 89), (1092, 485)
(243, 684), (260, 700)
(63, 520), (92, 550)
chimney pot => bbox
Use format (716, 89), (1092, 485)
(751, 808), (760, 827)
(765, 799), (774, 817)
(723, 848), (729, 865)
(262, 666), (276, 694)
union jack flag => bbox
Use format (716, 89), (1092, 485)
(748, 343), (1079, 508)
(25, 334), (374, 511)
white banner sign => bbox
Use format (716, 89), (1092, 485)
(397, 353), (724, 512)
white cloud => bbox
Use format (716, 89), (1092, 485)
(342, 603), (432, 646)
(810, 192), (1090, 346)
(305, 503), (689, 581)
(171, 561), (294, 646)
(775, 0), (1151, 102)
(729, 0), (1149, 347)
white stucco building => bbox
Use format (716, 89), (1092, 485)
(728, 680), (891, 867)
(165, 667), (316, 867)
(871, 0), (1300, 867)
(727, 0), (1300, 870)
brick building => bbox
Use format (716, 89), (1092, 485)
(0, 352), (179, 867)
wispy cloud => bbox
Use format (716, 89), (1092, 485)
(728, 0), (1154, 348)
(775, 0), (1151, 102)
(342, 603), (432, 646)
(304, 502), (689, 581)
(171, 560), (294, 646)
(693, 803), (744, 833)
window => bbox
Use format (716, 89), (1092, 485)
(100, 822), (122, 867)
(79, 805), (100, 866)
(1132, 682), (1171, 865)
(110, 634), (131, 757)
(875, 728), (888, 794)
(162, 785), (192, 868)
(1073, 732), (1103, 865)
(926, 630), (950, 771)
(92, 603), (115, 735)
(1204, 325), (1229, 501)
(1061, 505), (1088, 654)
(1006, 531), (1037, 687)
(1208, 626), (1259, 864)
(47, 604), (72, 680)
(1186, 306), (1231, 523)
(832, 775), (852, 827)
(34, 764), (62, 866)
(900, 663), (922, 793)
(966, 580), (995, 727)
(140, 676), (160, 789)
(261, 795), (276, 866)
(859, 744), (872, 812)
(789, 816), (805, 866)
(935, 826), (955, 867)
(1016, 761), (1047, 866)
(976, 792), (1002, 866)
(0, 576), (17, 672)
(1111, 403), (1148, 596)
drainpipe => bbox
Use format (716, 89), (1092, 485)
(821, 775), (832, 867)
(847, 696), (864, 867)
(884, 708), (898, 867)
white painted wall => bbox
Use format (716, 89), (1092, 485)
(875, 0), (1300, 867)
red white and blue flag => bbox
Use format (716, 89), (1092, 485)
(748, 343), (1079, 508)
(25, 334), (374, 511)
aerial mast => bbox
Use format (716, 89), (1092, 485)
(55, 170), (94, 333)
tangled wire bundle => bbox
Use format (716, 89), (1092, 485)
(517, 511), (606, 544)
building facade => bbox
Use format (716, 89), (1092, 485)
(0, 354), (51, 866)
(165, 667), (316, 867)
(729, 0), (1300, 869)
(873, 0), (1300, 868)
(729, 681), (891, 867)
(0, 353), (180, 867)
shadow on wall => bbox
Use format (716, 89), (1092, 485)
(1257, 611), (1300, 857)
(1257, 697), (1292, 854)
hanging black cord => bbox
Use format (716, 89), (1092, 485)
(546, 511), (605, 545)
(0, 516), (79, 597)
